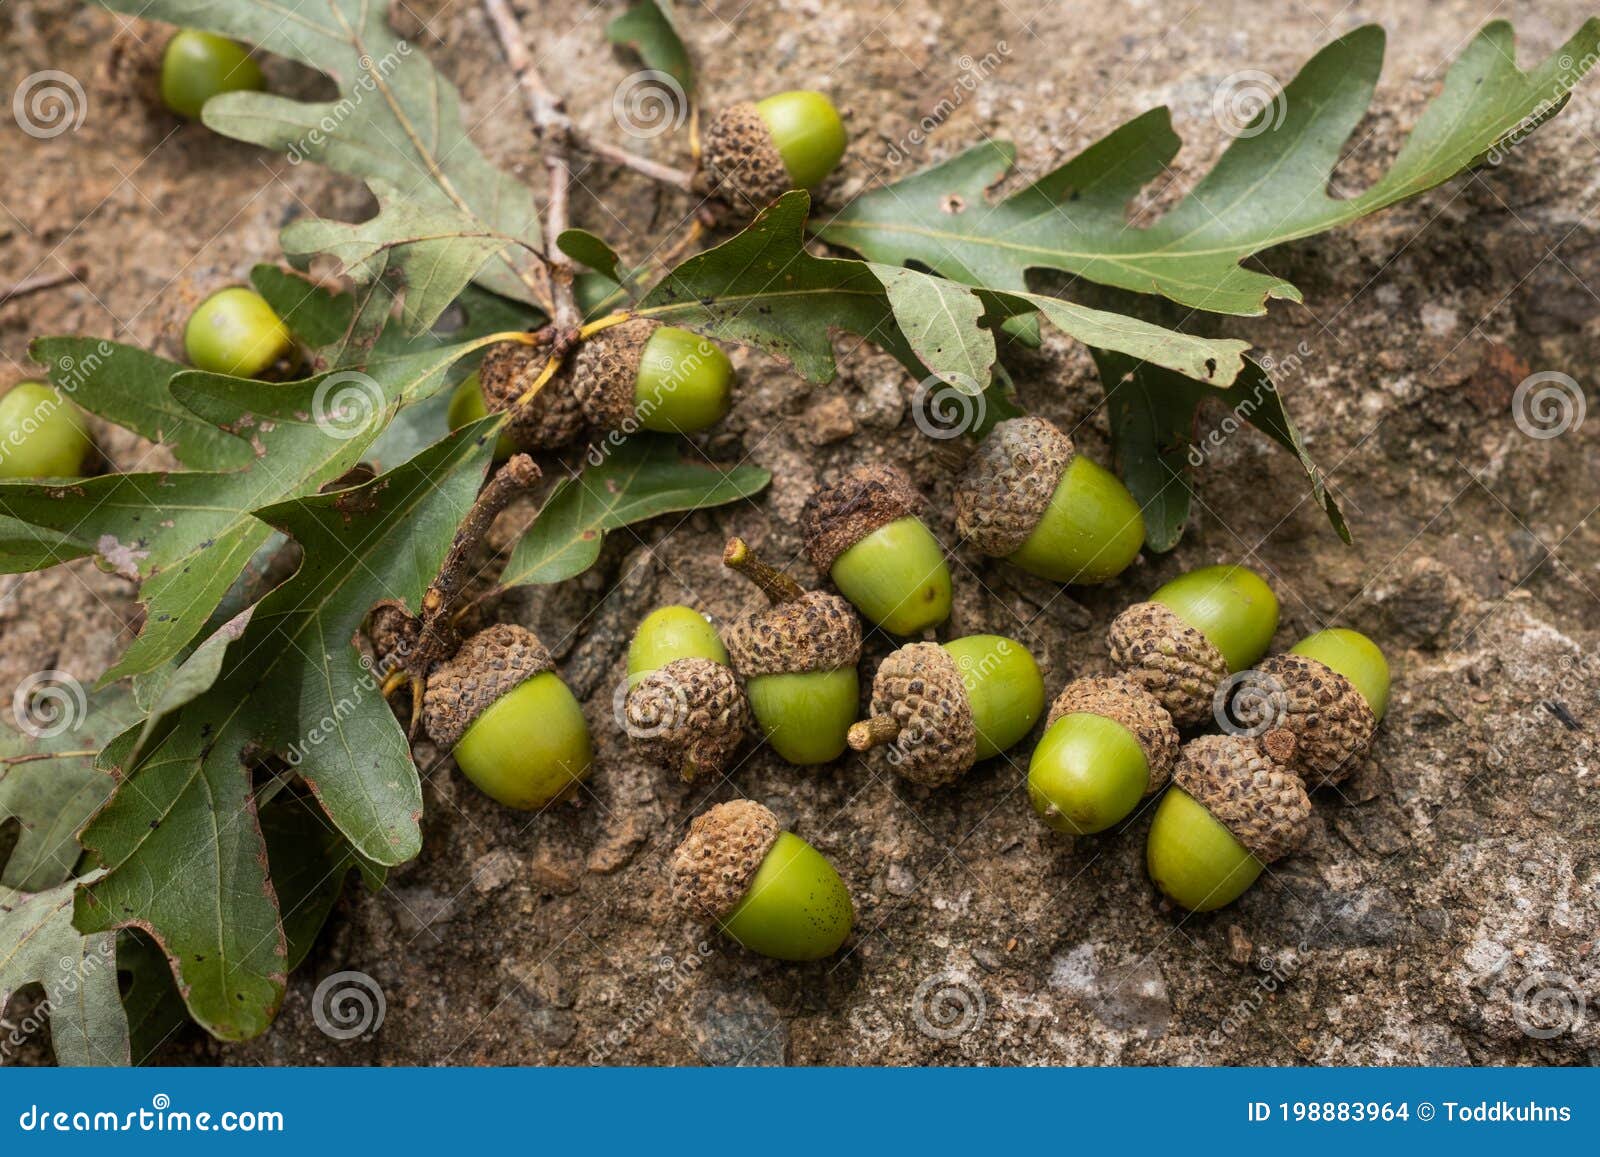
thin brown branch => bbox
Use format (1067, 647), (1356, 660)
(0, 265), (86, 306)
(577, 136), (696, 192)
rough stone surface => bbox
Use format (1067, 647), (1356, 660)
(3, 0), (1599, 1067)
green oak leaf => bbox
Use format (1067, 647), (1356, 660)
(500, 436), (771, 589)
(557, 229), (624, 282)
(75, 424), (494, 1040)
(0, 874), (129, 1066)
(820, 20), (1600, 316)
(0, 686), (142, 892)
(1095, 352), (1348, 551)
(99, 0), (548, 309)
(607, 0), (695, 97)
(261, 792), (374, 971)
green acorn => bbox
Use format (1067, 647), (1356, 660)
(623, 605), (750, 782)
(800, 464), (952, 636)
(159, 30), (265, 121)
(699, 91), (848, 214)
(1027, 674), (1180, 835)
(184, 287), (294, 379)
(1254, 628), (1390, 786)
(573, 319), (735, 435)
(848, 635), (1045, 787)
(1107, 565), (1279, 727)
(0, 381), (93, 479)
(722, 537), (861, 764)
(671, 799), (853, 961)
(1146, 734), (1311, 912)
(955, 417), (1145, 584)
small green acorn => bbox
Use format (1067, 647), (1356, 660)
(184, 287), (295, 379)
(1108, 564), (1280, 727)
(623, 605), (750, 782)
(1254, 628), (1390, 786)
(0, 381), (93, 480)
(955, 417), (1145, 584)
(1027, 674), (1180, 835)
(574, 319), (735, 435)
(671, 799), (853, 961)
(800, 464), (952, 635)
(422, 624), (593, 810)
(721, 536), (861, 765)
(159, 29), (265, 121)
(699, 91), (848, 214)
(848, 634), (1045, 787)
(1145, 734), (1311, 912)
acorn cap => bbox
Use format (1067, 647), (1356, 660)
(955, 417), (1075, 558)
(422, 623), (553, 750)
(697, 102), (792, 215)
(670, 799), (780, 921)
(1045, 674), (1179, 795)
(1107, 601), (1230, 728)
(862, 642), (976, 787)
(800, 464), (926, 575)
(1254, 653), (1377, 786)
(572, 317), (659, 433)
(365, 600), (419, 669)
(1173, 734), (1311, 863)
(478, 341), (586, 450)
(624, 657), (750, 783)
(723, 590), (861, 678)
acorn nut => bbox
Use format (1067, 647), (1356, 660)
(0, 381), (93, 480)
(160, 30), (265, 121)
(671, 799), (853, 961)
(849, 635), (1045, 787)
(1108, 564), (1280, 727)
(1254, 628), (1389, 786)
(1027, 674), (1180, 835)
(1145, 734), (1311, 911)
(699, 91), (848, 215)
(623, 605), (749, 782)
(184, 287), (295, 379)
(722, 537), (861, 764)
(422, 624), (594, 810)
(573, 319), (734, 435)
(800, 464), (952, 635)
(955, 417), (1145, 584)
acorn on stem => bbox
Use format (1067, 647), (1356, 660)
(699, 91), (848, 214)
(184, 287), (294, 379)
(955, 417), (1145, 585)
(1253, 628), (1390, 786)
(0, 381), (93, 480)
(671, 799), (852, 961)
(800, 464), (952, 636)
(722, 536), (861, 765)
(1108, 564), (1279, 727)
(159, 30), (265, 120)
(1145, 734), (1310, 912)
(1027, 675), (1179, 836)
(848, 635), (1045, 787)
(574, 319), (735, 435)
(623, 605), (750, 782)
(422, 623), (593, 810)
(476, 340), (587, 451)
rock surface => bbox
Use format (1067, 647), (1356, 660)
(1, 0), (1597, 1066)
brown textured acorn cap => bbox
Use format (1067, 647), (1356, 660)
(1046, 674), (1179, 795)
(624, 657), (750, 783)
(1107, 601), (1230, 728)
(697, 102), (793, 216)
(572, 317), (659, 433)
(858, 642), (977, 788)
(1173, 734), (1311, 863)
(422, 624), (553, 750)
(477, 341), (586, 450)
(800, 464), (927, 575)
(723, 590), (861, 678)
(670, 799), (781, 921)
(1254, 653), (1377, 786)
(365, 600), (420, 669)
(955, 417), (1075, 558)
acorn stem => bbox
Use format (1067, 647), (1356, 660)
(723, 537), (806, 604)
(848, 715), (902, 751)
